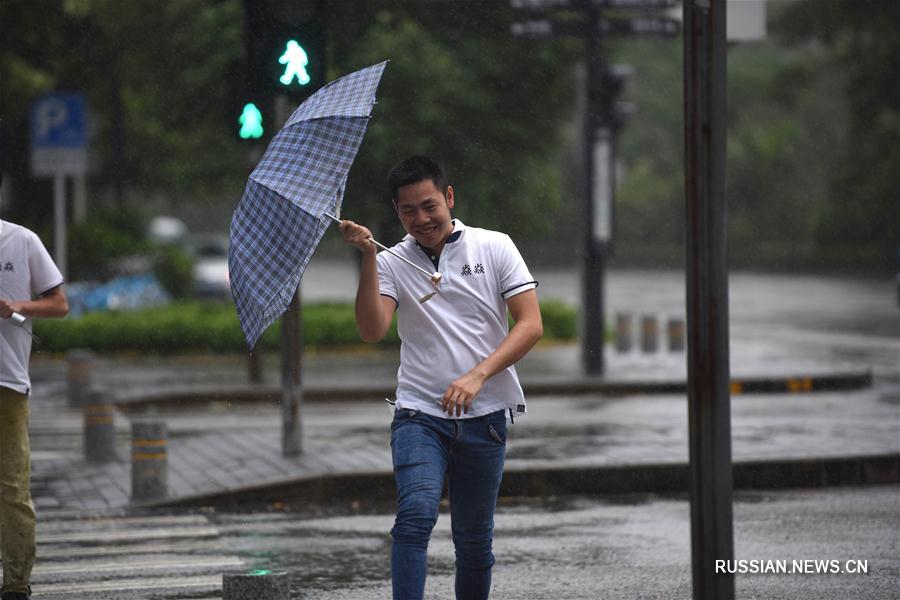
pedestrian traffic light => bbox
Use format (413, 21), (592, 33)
(238, 103), (265, 139)
(243, 0), (325, 104)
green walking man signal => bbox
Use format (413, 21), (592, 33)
(279, 40), (311, 87)
(238, 103), (264, 139)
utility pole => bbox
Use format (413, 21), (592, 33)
(683, 0), (734, 598)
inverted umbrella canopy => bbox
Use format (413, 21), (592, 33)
(229, 61), (388, 349)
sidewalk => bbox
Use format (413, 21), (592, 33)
(26, 337), (899, 514)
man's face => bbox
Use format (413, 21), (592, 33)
(395, 179), (455, 250)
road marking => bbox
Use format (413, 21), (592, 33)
(32, 575), (222, 596)
(39, 526), (221, 544)
(30, 514), (247, 599)
(38, 514), (210, 531)
(37, 540), (225, 559)
(32, 556), (244, 576)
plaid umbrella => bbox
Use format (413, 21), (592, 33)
(229, 61), (388, 349)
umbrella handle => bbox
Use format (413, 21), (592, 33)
(324, 213), (442, 286)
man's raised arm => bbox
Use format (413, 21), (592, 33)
(338, 220), (395, 343)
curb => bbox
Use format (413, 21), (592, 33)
(115, 370), (873, 411)
(144, 452), (899, 511)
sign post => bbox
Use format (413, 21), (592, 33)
(30, 93), (89, 279)
(511, 0), (679, 376)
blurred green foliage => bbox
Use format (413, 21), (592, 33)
(66, 207), (150, 280)
(33, 300), (577, 354)
(611, 1), (898, 271)
(2, 0), (896, 272)
(153, 245), (195, 299)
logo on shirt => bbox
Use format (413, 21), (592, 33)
(3, 262), (13, 272)
(461, 263), (485, 276)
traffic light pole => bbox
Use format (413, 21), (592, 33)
(281, 286), (303, 456)
(276, 95), (303, 457)
(582, 3), (606, 376)
(246, 144), (265, 384)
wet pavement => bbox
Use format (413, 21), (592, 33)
(28, 485), (900, 599)
(213, 485), (898, 600)
(17, 268), (900, 597)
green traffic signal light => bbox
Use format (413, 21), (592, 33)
(278, 40), (311, 87)
(238, 103), (264, 139)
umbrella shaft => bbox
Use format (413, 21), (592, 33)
(325, 213), (435, 279)
(367, 239), (434, 278)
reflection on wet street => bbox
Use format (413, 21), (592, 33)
(211, 485), (898, 600)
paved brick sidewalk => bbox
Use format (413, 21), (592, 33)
(26, 355), (899, 513)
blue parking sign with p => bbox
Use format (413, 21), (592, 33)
(31, 94), (86, 147)
(30, 93), (88, 176)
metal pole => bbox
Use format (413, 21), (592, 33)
(280, 288), (302, 456)
(684, 0), (734, 599)
(73, 174), (87, 223)
(582, 2), (606, 375)
(246, 145), (264, 385)
(53, 172), (67, 279)
(275, 94), (302, 456)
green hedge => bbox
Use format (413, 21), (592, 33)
(34, 300), (577, 354)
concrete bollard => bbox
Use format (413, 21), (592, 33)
(640, 315), (659, 353)
(223, 570), (290, 600)
(131, 421), (168, 502)
(614, 313), (632, 353)
(667, 317), (686, 352)
(67, 349), (94, 407)
(83, 389), (116, 463)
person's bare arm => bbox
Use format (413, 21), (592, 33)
(339, 220), (396, 343)
(441, 288), (543, 416)
(0, 285), (69, 319)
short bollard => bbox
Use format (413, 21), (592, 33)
(640, 315), (659, 353)
(667, 317), (686, 352)
(131, 421), (168, 502)
(83, 389), (116, 463)
(67, 349), (94, 407)
(615, 313), (632, 353)
(223, 570), (289, 600)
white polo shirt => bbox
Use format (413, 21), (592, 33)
(0, 220), (64, 395)
(376, 219), (538, 419)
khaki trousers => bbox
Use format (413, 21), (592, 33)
(0, 386), (35, 596)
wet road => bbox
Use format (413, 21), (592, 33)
(212, 485), (899, 600)
(31, 485), (898, 599)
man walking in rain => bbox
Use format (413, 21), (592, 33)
(339, 156), (543, 600)
(0, 175), (69, 600)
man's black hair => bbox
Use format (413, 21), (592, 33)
(386, 156), (449, 203)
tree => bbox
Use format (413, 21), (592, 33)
(327, 1), (580, 245)
(774, 0), (900, 269)
(1, 0), (246, 225)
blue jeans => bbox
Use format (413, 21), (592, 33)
(390, 408), (508, 600)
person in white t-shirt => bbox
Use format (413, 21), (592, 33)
(0, 188), (69, 600)
(339, 156), (543, 600)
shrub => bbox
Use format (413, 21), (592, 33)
(34, 300), (577, 354)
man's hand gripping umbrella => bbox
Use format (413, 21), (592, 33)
(326, 213), (442, 303)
